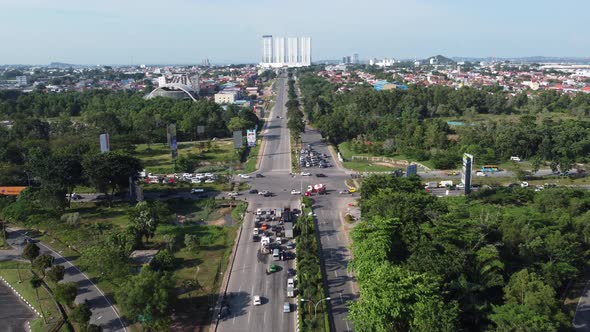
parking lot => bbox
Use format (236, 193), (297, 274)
(0, 282), (36, 332)
(299, 144), (331, 169)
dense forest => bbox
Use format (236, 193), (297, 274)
(298, 73), (590, 169)
(350, 175), (590, 331)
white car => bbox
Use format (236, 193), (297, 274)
(228, 192), (239, 197)
(287, 278), (295, 288)
(521, 181), (529, 188)
(301, 172), (311, 176)
(253, 295), (262, 306)
(256, 208), (262, 215)
(204, 179), (215, 183)
(290, 190), (301, 195)
(191, 178), (202, 184)
(239, 174), (251, 179)
(476, 171), (487, 177)
(276, 237), (282, 244)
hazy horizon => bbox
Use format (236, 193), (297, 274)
(1, 0), (589, 65)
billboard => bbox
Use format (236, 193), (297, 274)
(247, 129), (256, 147)
(406, 164), (417, 177)
(233, 130), (243, 149)
(171, 137), (178, 158)
(0, 186), (27, 196)
(99, 133), (110, 153)
(167, 124), (178, 158)
(462, 153), (473, 195)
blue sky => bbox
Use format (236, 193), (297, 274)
(1, 0), (588, 65)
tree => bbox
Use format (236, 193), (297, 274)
(116, 267), (176, 328)
(22, 242), (40, 262)
(489, 303), (557, 332)
(30, 275), (47, 323)
(349, 262), (449, 332)
(54, 282), (78, 308)
(33, 254), (53, 277)
(70, 302), (92, 327)
(129, 201), (160, 244)
(83, 152), (142, 207)
(151, 250), (175, 272)
(46, 265), (65, 283)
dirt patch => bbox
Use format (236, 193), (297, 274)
(373, 161), (407, 168)
(206, 207), (233, 226)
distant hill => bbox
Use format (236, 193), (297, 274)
(451, 56), (590, 64)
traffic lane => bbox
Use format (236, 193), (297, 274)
(7, 229), (127, 332)
(313, 197), (356, 332)
(0, 282), (36, 332)
(218, 197), (297, 332)
(574, 281), (590, 332)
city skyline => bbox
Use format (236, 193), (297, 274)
(1, 0), (589, 65)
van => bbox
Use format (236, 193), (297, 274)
(272, 249), (280, 261)
(510, 156), (521, 162)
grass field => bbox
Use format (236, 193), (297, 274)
(0, 261), (63, 332)
(338, 142), (435, 172)
(134, 139), (240, 174)
(21, 198), (242, 331)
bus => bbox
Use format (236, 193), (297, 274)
(481, 165), (500, 172)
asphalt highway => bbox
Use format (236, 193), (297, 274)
(217, 75), (298, 332)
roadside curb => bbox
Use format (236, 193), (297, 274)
(0, 275), (42, 323)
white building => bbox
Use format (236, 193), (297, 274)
(214, 91), (238, 104)
(260, 35), (311, 68)
(16, 76), (27, 86)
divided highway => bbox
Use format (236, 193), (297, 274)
(217, 76), (298, 332)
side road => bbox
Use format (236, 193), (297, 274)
(1, 228), (127, 332)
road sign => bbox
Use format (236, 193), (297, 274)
(462, 153), (473, 194)
(247, 129), (256, 147)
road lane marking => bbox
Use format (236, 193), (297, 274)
(346, 320), (350, 331)
(248, 310), (251, 324)
(334, 270), (338, 277)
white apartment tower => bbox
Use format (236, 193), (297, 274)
(261, 35), (311, 68)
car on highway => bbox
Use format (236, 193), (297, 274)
(287, 268), (296, 276)
(204, 179), (215, 183)
(287, 278), (295, 288)
(239, 174), (250, 179)
(191, 188), (206, 194)
(315, 173), (327, 177)
(476, 171), (487, 177)
(258, 190), (272, 197)
(228, 191), (239, 197)
(301, 172), (311, 176)
(269, 264), (277, 273)
(339, 189), (350, 195)
(348, 188), (357, 193)
(290, 190), (301, 195)
(249, 189), (259, 194)
(253, 296), (262, 306)
(283, 302), (291, 313)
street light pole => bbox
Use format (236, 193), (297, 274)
(301, 297), (331, 320)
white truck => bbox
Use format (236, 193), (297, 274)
(439, 180), (453, 188)
(260, 236), (270, 254)
(425, 181), (438, 189)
